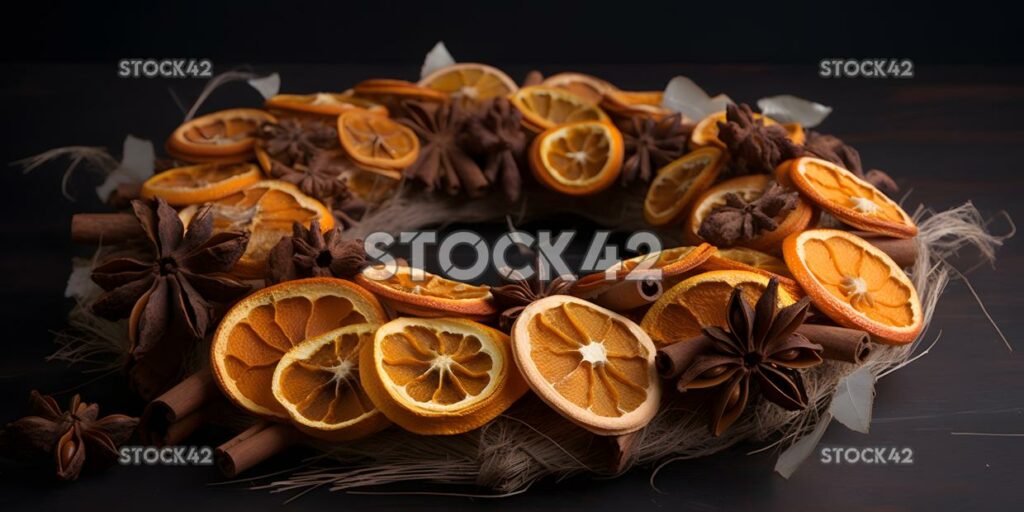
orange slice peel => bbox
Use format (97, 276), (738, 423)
(355, 265), (496, 321)
(509, 86), (609, 132)
(167, 108), (275, 160)
(337, 110), (420, 170)
(265, 92), (388, 117)
(529, 120), (623, 196)
(418, 63), (518, 106)
(643, 147), (725, 226)
(140, 162), (262, 206)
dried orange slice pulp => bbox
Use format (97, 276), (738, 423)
(179, 180), (334, 278)
(686, 174), (816, 252)
(573, 243), (716, 298)
(344, 166), (401, 204)
(337, 110), (420, 170)
(512, 295), (660, 435)
(167, 108), (275, 160)
(689, 110), (801, 149)
(789, 157), (917, 238)
(529, 120), (623, 196)
(696, 247), (803, 298)
(355, 265), (496, 320)
(211, 277), (387, 419)
(360, 317), (527, 435)
(643, 147), (725, 226)
(540, 72), (614, 104)
(783, 229), (922, 344)
(271, 323), (390, 441)
(601, 90), (671, 120)
(641, 270), (796, 347)
(353, 79), (450, 104)
(140, 162), (262, 206)
(509, 86), (609, 132)
(418, 63), (518, 105)
(265, 92), (388, 117)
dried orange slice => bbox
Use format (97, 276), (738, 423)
(696, 247), (803, 298)
(344, 166), (401, 204)
(271, 323), (390, 441)
(640, 270), (796, 347)
(265, 92), (388, 117)
(353, 79), (449, 104)
(509, 86), (609, 132)
(337, 110), (420, 170)
(685, 174), (817, 253)
(540, 72), (614, 104)
(418, 63), (518, 106)
(601, 90), (672, 120)
(355, 265), (496, 321)
(643, 147), (725, 226)
(688, 110), (800, 149)
(166, 108), (275, 161)
(360, 317), (528, 435)
(529, 120), (623, 196)
(211, 277), (387, 419)
(512, 295), (660, 435)
(179, 180), (334, 278)
(789, 157), (917, 238)
(140, 162), (262, 206)
(573, 243), (716, 298)
(783, 229), (922, 344)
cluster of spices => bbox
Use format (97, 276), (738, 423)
(3, 63), (925, 480)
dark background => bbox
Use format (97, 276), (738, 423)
(1, 2), (1022, 511)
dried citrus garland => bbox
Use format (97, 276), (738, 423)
(67, 62), (930, 479)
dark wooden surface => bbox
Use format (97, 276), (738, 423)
(0, 63), (1021, 511)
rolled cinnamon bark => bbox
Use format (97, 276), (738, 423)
(796, 324), (872, 364)
(215, 422), (300, 478)
(852, 231), (918, 268)
(139, 370), (222, 446)
(603, 431), (639, 474)
(70, 213), (143, 244)
(655, 335), (714, 378)
(593, 278), (663, 311)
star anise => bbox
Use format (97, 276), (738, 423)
(464, 98), (528, 202)
(802, 131), (899, 194)
(492, 268), (574, 332)
(259, 118), (338, 161)
(0, 391), (138, 481)
(396, 100), (489, 198)
(618, 112), (691, 185)
(267, 220), (367, 283)
(90, 198), (251, 356)
(259, 118), (353, 207)
(675, 279), (822, 436)
(697, 182), (799, 246)
(718, 103), (802, 176)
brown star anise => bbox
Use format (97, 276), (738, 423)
(718, 103), (802, 176)
(90, 198), (251, 356)
(396, 100), (489, 197)
(259, 119), (353, 207)
(618, 112), (691, 185)
(697, 182), (799, 246)
(259, 118), (338, 161)
(676, 279), (822, 436)
(492, 268), (574, 332)
(464, 98), (528, 202)
(267, 220), (367, 283)
(0, 391), (138, 481)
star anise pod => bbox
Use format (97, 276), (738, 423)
(0, 391), (138, 481)
(492, 268), (575, 332)
(676, 279), (822, 436)
(617, 112), (691, 185)
(464, 98), (528, 202)
(697, 182), (799, 246)
(259, 118), (338, 161)
(268, 149), (353, 207)
(718, 103), (802, 176)
(802, 131), (899, 194)
(90, 198), (251, 356)
(396, 100), (489, 198)
(267, 220), (366, 283)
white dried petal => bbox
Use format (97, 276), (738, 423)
(420, 41), (456, 79)
(830, 366), (876, 433)
(775, 411), (832, 478)
(661, 76), (733, 122)
(757, 94), (832, 128)
(247, 72), (281, 100)
(95, 135), (154, 201)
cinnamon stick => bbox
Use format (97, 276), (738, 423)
(70, 213), (143, 244)
(603, 431), (639, 474)
(655, 335), (714, 378)
(797, 324), (872, 364)
(108, 182), (142, 208)
(593, 277), (663, 311)
(215, 422), (300, 478)
(139, 370), (222, 446)
(853, 231), (918, 268)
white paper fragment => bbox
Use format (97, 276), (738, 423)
(65, 257), (102, 301)
(661, 76), (733, 121)
(829, 366), (876, 433)
(247, 73), (281, 100)
(420, 41), (456, 79)
(95, 135), (154, 201)
(756, 95), (833, 128)
(775, 412), (832, 479)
